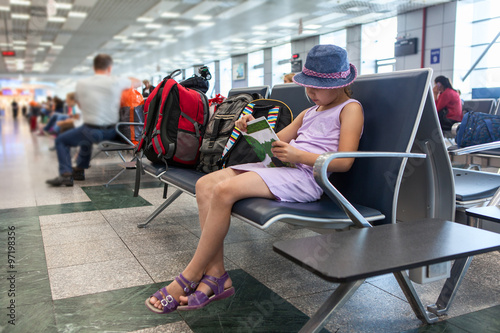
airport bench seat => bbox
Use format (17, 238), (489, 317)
(139, 162), (384, 229)
(136, 69), (440, 230)
(466, 205), (500, 224)
(449, 141), (500, 207)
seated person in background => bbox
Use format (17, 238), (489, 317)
(46, 54), (141, 187)
(433, 75), (462, 131)
(145, 44), (364, 314)
(142, 79), (154, 97)
(53, 93), (83, 137)
(39, 93), (80, 136)
(53, 96), (65, 114)
(40, 96), (54, 118)
(283, 72), (295, 83)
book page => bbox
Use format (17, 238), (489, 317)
(242, 117), (295, 168)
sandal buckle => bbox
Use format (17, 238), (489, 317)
(160, 294), (174, 307)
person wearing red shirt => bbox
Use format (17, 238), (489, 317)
(433, 75), (462, 130)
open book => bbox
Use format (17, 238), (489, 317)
(242, 117), (295, 168)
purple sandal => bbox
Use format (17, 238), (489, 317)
(145, 273), (199, 314)
(177, 272), (235, 311)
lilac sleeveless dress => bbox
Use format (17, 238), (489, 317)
(230, 99), (362, 202)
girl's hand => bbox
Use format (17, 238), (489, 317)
(235, 114), (255, 132)
(271, 140), (301, 163)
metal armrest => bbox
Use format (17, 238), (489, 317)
(115, 122), (144, 146)
(313, 151), (426, 229)
(451, 122), (460, 137)
(448, 140), (500, 156)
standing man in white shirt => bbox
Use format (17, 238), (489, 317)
(47, 54), (141, 186)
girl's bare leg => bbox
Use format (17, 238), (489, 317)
(150, 170), (274, 309)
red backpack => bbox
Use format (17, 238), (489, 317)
(136, 70), (209, 166)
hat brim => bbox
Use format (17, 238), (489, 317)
(293, 63), (357, 89)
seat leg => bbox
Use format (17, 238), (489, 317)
(137, 189), (183, 228)
(163, 183), (168, 199)
(298, 279), (363, 333)
(426, 256), (473, 316)
(105, 168), (126, 187)
(393, 271), (438, 324)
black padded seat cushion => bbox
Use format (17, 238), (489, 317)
(160, 167), (206, 194)
(454, 168), (500, 201)
(233, 196), (383, 227)
(143, 162), (167, 177)
(143, 162), (382, 226)
(143, 163), (205, 193)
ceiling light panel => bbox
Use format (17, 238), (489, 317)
(145, 23), (162, 29)
(11, 13), (30, 19)
(160, 12), (180, 18)
(137, 16), (154, 23)
(68, 11), (87, 18)
(10, 0), (31, 6)
(55, 3), (72, 10)
(48, 16), (67, 23)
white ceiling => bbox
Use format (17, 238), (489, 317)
(0, 0), (455, 85)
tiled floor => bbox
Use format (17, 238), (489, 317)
(0, 112), (499, 333)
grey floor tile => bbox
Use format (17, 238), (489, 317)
(248, 260), (338, 299)
(128, 321), (194, 333)
(41, 221), (119, 246)
(44, 236), (132, 269)
(48, 257), (154, 300)
(39, 210), (105, 230)
(35, 185), (91, 206)
(54, 281), (180, 332)
(121, 230), (201, 258)
(103, 207), (189, 237)
(367, 253), (500, 319)
(288, 282), (422, 333)
(224, 238), (292, 269)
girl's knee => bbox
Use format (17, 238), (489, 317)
(212, 181), (237, 205)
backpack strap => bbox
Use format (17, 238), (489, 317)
(221, 103), (255, 158)
(266, 106), (280, 130)
(180, 111), (200, 137)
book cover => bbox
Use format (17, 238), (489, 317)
(242, 117), (295, 168)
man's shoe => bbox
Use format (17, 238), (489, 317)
(72, 167), (85, 181)
(46, 175), (73, 187)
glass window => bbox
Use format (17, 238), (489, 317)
(320, 30), (347, 48)
(219, 58), (232, 97)
(272, 43), (292, 87)
(247, 50), (264, 87)
(455, 0), (500, 98)
(184, 67), (194, 80)
(360, 17), (397, 75)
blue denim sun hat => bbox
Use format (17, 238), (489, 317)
(293, 44), (357, 89)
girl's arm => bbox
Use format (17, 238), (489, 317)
(271, 102), (364, 172)
(435, 89), (450, 112)
(276, 110), (305, 143)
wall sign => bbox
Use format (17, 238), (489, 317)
(431, 49), (440, 64)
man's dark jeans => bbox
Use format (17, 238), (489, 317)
(55, 124), (117, 175)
